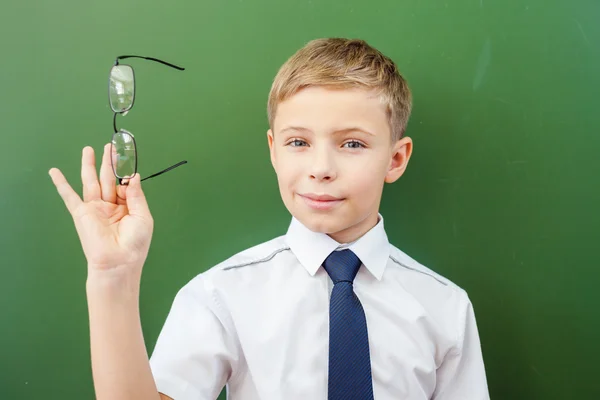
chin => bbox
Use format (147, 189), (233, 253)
(293, 210), (349, 234)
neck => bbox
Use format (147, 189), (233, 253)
(328, 212), (379, 244)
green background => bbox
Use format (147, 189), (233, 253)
(1, 0), (598, 398)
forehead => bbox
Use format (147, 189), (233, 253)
(273, 86), (389, 135)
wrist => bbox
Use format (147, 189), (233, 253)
(86, 266), (142, 296)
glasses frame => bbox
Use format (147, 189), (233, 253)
(110, 55), (187, 185)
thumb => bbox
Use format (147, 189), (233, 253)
(125, 174), (151, 218)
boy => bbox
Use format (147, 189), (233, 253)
(49, 38), (489, 399)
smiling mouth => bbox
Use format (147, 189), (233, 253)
(298, 193), (344, 210)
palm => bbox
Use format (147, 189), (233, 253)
(74, 200), (136, 268)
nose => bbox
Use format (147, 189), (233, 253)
(310, 147), (337, 182)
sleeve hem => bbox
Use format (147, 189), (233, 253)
(154, 374), (203, 400)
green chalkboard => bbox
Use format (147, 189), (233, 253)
(1, 0), (598, 399)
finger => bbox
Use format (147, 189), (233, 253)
(125, 174), (151, 219)
(49, 168), (83, 216)
(116, 184), (127, 206)
(99, 143), (117, 203)
(81, 146), (101, 202)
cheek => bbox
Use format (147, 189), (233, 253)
(352, 174), (384, 196)
(345, 154), (388, 180)
(343, 157), (387, 195)
(274, 160), (299, 189)
(275, 151), (305, 178)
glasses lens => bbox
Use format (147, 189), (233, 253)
(109, 65), (135, 113)
(111, 130), (136, 179)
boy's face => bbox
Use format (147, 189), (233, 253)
(268, 86), (412, 243)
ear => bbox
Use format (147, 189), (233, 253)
(267, 129), (276, 171)
(385, 136), (413, 183)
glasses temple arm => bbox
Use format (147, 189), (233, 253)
(140, 160), (188, 182)
(116, 55), (185, 71)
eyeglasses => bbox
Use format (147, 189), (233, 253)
(109, 55), (188, 185)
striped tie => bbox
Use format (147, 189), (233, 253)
(323, 249), (374, 400)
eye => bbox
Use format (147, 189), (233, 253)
(343, 140), (365, 149)
(287, 139), (308, 147)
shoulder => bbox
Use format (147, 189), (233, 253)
(184, 235), (291, 287)
(387, 244), (470, 302)
(214, 235), (291, 272)
(386, 244), (476, 340)
(388, 245), (457, 287)
(173, 235), (291, 307)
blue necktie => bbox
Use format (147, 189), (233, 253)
(323, 249), (374, 400)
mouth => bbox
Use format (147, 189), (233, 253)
(298, 193), (344, 210)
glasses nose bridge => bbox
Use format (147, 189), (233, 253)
(113, 112), (118, 133)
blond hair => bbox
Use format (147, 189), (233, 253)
(267, 38), (412, 141)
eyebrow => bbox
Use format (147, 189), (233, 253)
(279, 126), (376, 136)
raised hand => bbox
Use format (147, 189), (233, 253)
(49, 144), (154, 278)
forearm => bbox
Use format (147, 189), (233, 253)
(86, 269), (160, 400)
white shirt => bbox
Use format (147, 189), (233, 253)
(149, 215), (490, 400)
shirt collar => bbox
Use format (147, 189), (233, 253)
(285, 214), (390, 280)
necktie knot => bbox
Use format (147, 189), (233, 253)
(323, 249), (362, 284)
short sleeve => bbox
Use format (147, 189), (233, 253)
(149, 275), (239, 400)
(432, 291), (490, 400)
